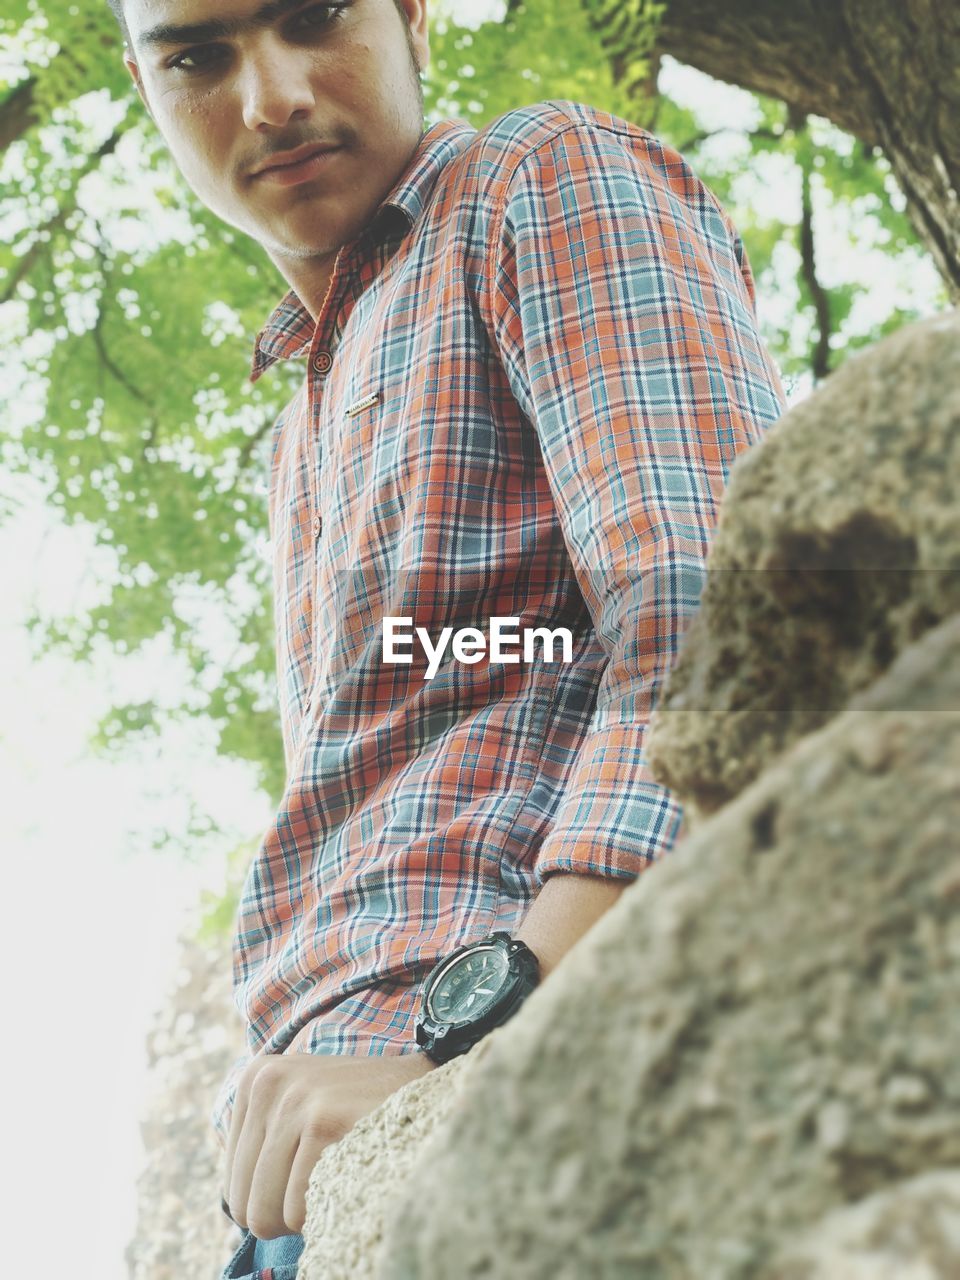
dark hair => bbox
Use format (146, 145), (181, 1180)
(106, 0), (130, 47)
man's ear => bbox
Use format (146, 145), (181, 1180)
(401, 0), (430, 76)
(124, 53), (154, 122)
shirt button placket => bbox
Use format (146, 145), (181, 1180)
(310, 349), (330, 543)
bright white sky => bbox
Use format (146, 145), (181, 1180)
(0, 4), (946, 1274)
(0, 494), (273, 1271)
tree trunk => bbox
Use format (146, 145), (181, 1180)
(655, 0), (960, 298)
(0, 78), (37, 153)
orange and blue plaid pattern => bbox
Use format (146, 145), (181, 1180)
(211, 100), (786, 1144)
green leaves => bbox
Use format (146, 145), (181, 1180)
(2, 22), (291, 828)
(426, 0), (644, 126)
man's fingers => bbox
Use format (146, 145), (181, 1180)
(283, 1133), (328, 1234)
(219, 1053), (434, 1233)
(245, 1126), (301, 1238)
(226, 1107), (267, 1230)
(222, 1077), (251, 1200)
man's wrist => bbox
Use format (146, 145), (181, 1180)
(515, 871), (629, 981)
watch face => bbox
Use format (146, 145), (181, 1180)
(429, 945), (510, 1025)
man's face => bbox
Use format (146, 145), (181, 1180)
(123, 0), (429, 261)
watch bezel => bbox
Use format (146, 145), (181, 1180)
(415, 932), (540, 1064)
(425, 941), (510, 1024)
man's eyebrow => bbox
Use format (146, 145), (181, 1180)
(139, 0), (310, 46)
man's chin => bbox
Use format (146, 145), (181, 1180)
(260, 204), (378, 262)
(263, 232), (346, 263)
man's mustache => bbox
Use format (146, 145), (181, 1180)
(240, 130), (349, 179)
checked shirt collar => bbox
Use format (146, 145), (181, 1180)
(249, 117), (476, 383)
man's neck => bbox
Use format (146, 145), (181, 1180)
(266, 245), (340, 323)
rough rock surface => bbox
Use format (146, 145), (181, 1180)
(126, 928), (246, 1280)
(763, 1169), (960, 1279)
(647, 309), (960, 818)
(298, 1053), (473, 1280)
(370, 614), (960, 1279)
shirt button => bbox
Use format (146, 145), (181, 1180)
(313, 350), (332, 375)
(312, 513), (323, 538)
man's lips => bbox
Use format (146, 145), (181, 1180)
(250, 143), (342, 186)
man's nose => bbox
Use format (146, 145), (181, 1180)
(240, 46), (316, 131)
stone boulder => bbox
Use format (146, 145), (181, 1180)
(368, 613), (960, 1279)
(647, 310), (960, 818)
(298, 1054), (472, 1280)
(764, 1169), (960, 1279)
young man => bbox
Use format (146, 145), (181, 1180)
(116, 0), (786, 1274)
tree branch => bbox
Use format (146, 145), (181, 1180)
(90, 314), (154, 407)
(238, 415), (275, 469)
(793, 114), (832, 382)
(89, 229), (156, 417)
(653, 0), (959, 297)
(0, 77), (37, 154)
(2, 128), (122, 304)
(675, 124), (784, 153)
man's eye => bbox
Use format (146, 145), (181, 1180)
(168, 45), (227, 73)
(292, 2), (349, 33)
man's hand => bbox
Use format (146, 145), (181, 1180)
(222, 1051), (435, 1239)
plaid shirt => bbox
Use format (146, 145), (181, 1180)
(211, 99), (786, 1144)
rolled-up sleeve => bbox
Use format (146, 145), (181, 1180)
(486, 116), (786, 883)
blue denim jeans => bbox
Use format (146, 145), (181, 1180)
(220, 1228), (305, 1278)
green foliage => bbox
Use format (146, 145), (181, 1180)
(0, 0), (946, 855)
(427, 0), (662, 127)
(649, 86), (945, 384)
(2, 7), (298, 809)
(580, 0), (665, 121)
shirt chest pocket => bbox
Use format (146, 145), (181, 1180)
(318, 362), (413, 578)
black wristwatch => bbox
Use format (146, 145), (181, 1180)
(415, 931), (540, 1064)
